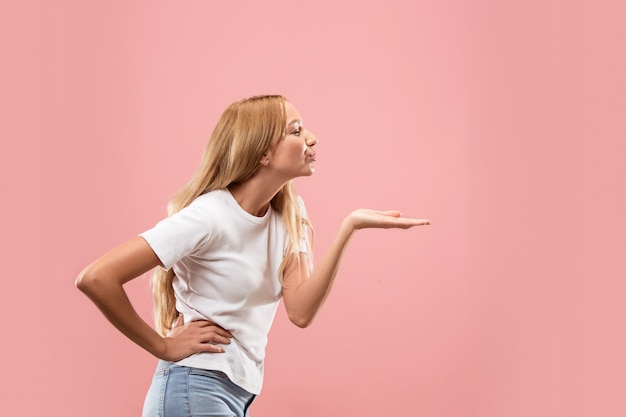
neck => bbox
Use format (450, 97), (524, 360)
(228, 175), (287, 217)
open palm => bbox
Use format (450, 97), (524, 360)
(347, 209), (430, 230)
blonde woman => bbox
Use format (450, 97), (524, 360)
(76, 95), (430, 417)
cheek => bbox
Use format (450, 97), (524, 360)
(273, 137), (305, 163)
(291, 143), (306, 156)
(284, 140), (305, 158)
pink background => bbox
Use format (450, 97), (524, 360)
(1, 1), (625, 416)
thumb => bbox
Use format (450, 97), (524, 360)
(382, 210), (402, 218)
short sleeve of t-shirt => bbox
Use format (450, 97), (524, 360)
(140, 199), (212, 270)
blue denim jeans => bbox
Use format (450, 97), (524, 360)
(142, 361), (256, 417)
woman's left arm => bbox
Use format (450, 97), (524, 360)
(281, 209), (430, 328)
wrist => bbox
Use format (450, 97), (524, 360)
(150, 335), (169, 360)
(341, 214), (358, 233)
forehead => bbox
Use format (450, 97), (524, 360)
(284, 101), (302, 125)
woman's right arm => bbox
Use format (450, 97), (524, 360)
(75, 236), (232, 361)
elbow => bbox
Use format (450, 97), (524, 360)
(288, 312), (315, 329)
(75, 265), (101, 296)
(283, 294), (319, 328)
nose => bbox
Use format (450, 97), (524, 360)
(305, 132), (318, 147)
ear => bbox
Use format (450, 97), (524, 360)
(260, 153), (270, 167)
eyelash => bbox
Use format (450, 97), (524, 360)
(292, 129), (301, 136)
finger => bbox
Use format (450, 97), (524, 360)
(197, 343), (227, 354)
(190, 319), (217, 326)
(211, 327), (234, 338)
(404, 218), (431, 227)
(174, 315), (184, 328)
(199, 327), (234, 342)
(192, 321), (234, 337)
(384, 218), (430, 229)
(196, 326), (231, 341)
(381, 210), (402, 218)
(204, 334), (232, 345)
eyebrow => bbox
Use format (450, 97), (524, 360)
(287, 119), (303, 130)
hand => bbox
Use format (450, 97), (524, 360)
(345, 209), (430, 231)
(160, 316), (234, 362)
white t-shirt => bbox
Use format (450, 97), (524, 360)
(140, 188), (307, 395)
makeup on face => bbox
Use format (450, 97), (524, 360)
(287, 120), (303, 133)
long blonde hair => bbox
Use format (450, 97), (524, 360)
(152, 95), (313, 336)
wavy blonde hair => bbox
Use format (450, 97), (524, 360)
(152, 95), (313, 336)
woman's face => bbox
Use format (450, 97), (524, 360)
(266, 101), (318, 180)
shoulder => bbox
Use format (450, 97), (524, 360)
(153, 190), (230, 233)
(184, 189), (230, 215)
(191, 188), (228, 206)
(184, 189), (250, 232)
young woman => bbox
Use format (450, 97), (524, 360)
(76, 95), (430, 417)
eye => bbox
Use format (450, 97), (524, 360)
(290, 121), (303, 136)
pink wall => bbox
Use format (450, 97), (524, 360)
(1, 1), (625, 416)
